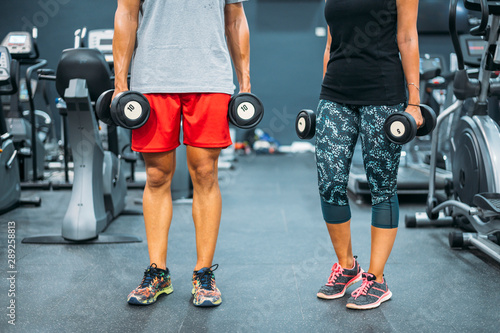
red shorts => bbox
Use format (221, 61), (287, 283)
(131, 93), (233, 152)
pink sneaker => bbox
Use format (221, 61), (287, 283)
(317, 257), (363, 299)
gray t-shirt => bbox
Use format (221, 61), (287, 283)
(130, 0), (246, 95)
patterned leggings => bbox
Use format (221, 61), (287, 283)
(315, 100), (404, 228)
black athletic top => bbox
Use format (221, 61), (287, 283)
(320, 0), (407, 105)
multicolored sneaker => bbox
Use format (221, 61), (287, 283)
(192, 264), (222, 307)
(346, 272), (392, 310)
(317, 257), (364, 299)
(127, 264), (173, 305)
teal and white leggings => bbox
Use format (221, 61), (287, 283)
(315, 99), (404, 229)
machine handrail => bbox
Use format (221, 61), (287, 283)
(469, 0), (489, 36)
(25, 58), (47, 181)
(449, 0), (465, 70)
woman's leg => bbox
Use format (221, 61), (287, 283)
(315, 100), (360, 268)
(359, 104), (404, 282)
(369, 225), (398, 280)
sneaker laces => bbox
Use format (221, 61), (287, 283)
(195, 264), (218, 290)
(139, 264), (162, 289)
(351, 276), (374, 299)
(326, 263), (344, 286)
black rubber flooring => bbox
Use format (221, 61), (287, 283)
(1, 153), (499, 332)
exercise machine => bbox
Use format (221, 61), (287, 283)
(1, 30), (49, 183)
(407, 0), (500, 263)
(0, 46), (21, 214)
(0, 46), (41, 214)
(23, 47), (140, 243)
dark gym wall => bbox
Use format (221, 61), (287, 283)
(0, 0), (116, 68)
(0, 0), (327, 145)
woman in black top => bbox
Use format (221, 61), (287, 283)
(315, 0), (422, 309)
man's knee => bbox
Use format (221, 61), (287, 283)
(190, 163), (218, 187)
(146, 166), (175, 189)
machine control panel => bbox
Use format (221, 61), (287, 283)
(88, 29), (114, 63)
(459, 34), (487, 67)
(0, 32), (36, 59)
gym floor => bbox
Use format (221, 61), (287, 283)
(1, 153), (499, 333)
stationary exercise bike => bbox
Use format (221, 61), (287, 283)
(406, 0), (500, 263)
(23, 47), (141, 243)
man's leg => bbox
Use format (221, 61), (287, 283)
(180, 92), (231, 307)
(127, 150), (176, 305)
(142, 150), (176, 270)
(186, 146), (222, 271)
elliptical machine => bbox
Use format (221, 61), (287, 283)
(1, 30), (49, 183)
(407, 0), (500, 263)
(0, 46), (41, 214)
(0, 46), (21, 214)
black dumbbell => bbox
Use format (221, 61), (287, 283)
(384, 104), (436, 145)
(295, 109), (316, 140)
(95, 89), (150, 129)
(228, 93), (264, 129)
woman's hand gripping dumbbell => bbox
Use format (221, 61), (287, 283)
(294, 104), (436, 144)
(384, 104), (436, 145)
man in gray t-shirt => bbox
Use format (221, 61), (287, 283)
(113, 0), (250, 307)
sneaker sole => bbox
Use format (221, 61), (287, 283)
(346, 290), (392, 310)
(192, 286), (222, 307)
(316, 270), (364, 300)
(127, 285), (174, 305)
(193, 297), (222, 307)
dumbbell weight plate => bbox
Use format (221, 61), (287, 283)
(295, 109), (316, 140)
(95, 89), (115, 126)
(237, 101), (255, 120)
(416, 104), (437, 137)
(228, 93), (264, 129)
(110, 91), (150, 129)
(384, 113), (416, 145)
